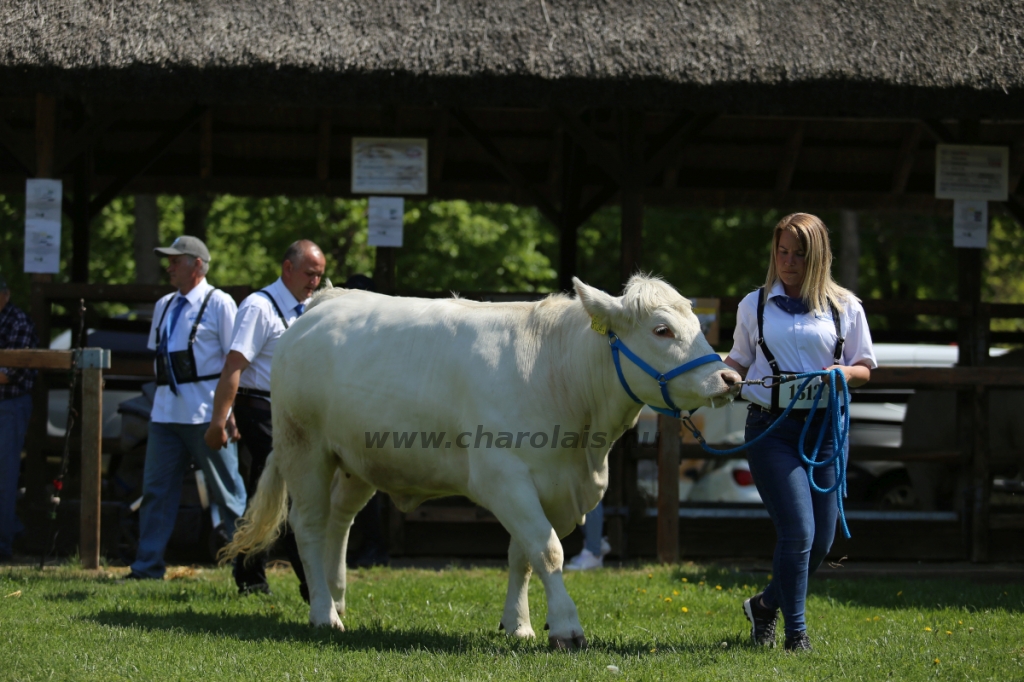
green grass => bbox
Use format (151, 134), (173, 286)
(1, 563), (1022, 681)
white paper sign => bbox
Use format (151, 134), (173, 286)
(953, 200), (988, 248)
(352, 138), (428, 195)
(24, 179), (62, 273)
(935, 145), (1009, 201)
(367, 196), (405, 247)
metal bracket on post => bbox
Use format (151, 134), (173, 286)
(74, 348), (111, 370)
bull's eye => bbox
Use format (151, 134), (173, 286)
(654, 325), (675, 338)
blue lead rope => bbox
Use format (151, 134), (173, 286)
(680, 369), (852, 539)
(603, 329), (853, 538)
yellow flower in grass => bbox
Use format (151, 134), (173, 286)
(715, 585), (722, 591)
(946, 631), (953, 635)
(934, 659), (940, 664)
(665, 597), (672, 603)
(672, 590), (679, 596)
(897, 591), (903, 596)
(681, 607), (689, 613)
(681, 578), (688, 583)
(924, 627), (932, 632)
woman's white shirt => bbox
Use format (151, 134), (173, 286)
(727, 281), (877, 409)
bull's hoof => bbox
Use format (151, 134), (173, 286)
(309, 611), (345, 631)
(499, 621), (536, 639)
(548, 632), (587, 650)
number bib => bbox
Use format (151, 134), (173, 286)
(779, 373), (845, 410)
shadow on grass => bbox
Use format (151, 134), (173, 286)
(43, 590), (94, 602)
(82, 608), (753, 657)
(669, 565), (1024, 614)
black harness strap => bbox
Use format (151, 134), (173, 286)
(257, 289), (289, 329)
(156, 288), (221, 386)
(755, 286), (844, 410)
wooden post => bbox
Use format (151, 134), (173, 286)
(619, 110), (644, 288)
(374, 247), (397, 295)
(71, 151), (92, 283)
(80, 367), (103, 569)
(656, 414), (680, 564)
(316, 110), (331, 181)
(970, 385), (990, 562)
(559, 132), (581, 292)
(35, 94), (55, 178)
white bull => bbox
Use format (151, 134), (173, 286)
(223, 275), (740, 648)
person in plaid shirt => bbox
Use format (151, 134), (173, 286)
(0, 274), (39, 561)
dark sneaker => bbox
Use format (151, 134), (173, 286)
(784, 631), (812, 652)
(742, 592), (778, 647)
(238, 582), (272, 596)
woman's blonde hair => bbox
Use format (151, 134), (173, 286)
(764, 213), (853, 314)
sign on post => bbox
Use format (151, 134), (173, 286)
(352, 138), (428, 195)
(367, 197), (405, 247)
(935, 145), (1009, 201)
(953, 200), (988, 249)
(24, 178), (62, 273)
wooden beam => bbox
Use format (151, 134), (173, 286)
(35, 94), (56, 178)
(922, 119), (956, 144)
(449, 108), (561, 226)
(0, 116), (35, 175)
(80, 367), (103, 570)
(890, 122), (923, 194)
(316, 110), (331, 181)
(54, 111), (118, 175)
(0, 349), (73, 369)
(199, 110), (213, 179)
(551, 108), (622, 185)
(88, 104), (208, 220)
(774, 122), (804, 193)
(643, 112), (719, 186)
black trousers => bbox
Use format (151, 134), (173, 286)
(232, 401), (308, 596)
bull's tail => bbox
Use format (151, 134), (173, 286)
(218, 451), (289, 564)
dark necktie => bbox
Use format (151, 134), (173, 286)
(159, 296), (188, 395)
(294, 303), (305, 317)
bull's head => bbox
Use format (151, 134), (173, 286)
(574, 275), (741, 411)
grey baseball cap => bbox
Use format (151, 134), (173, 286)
(155, 235), (210, 261)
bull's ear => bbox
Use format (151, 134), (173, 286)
(574, 277), (623, 331)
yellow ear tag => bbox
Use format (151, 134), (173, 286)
(590, 317), (608, 335)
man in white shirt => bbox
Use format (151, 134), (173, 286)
(205, 240), (325, 598)
(127, 236), (247, 580)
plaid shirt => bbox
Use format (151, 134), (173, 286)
(0, 302), (39, 400)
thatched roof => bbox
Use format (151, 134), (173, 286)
(2, 1), (1023, 116)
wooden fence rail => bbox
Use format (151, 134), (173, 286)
(0, 348), (109, 570)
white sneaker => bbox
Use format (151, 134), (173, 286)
(565, 548), (603, 571)
(600, 537), (612, 557)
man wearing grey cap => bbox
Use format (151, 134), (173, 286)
(0, 274), (38, 561)
(126, 236), (247, 580)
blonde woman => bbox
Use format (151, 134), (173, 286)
(724, 213), (877, 651)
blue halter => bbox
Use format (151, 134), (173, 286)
(607, 330), (723, 418)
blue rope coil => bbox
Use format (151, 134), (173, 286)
(680, 368), (852, 538)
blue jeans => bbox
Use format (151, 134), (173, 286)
(583, 500), (604, 556)
(0, 394), (32, 558)
(745, 406), (839, 635)
(131, 422), (246, 578)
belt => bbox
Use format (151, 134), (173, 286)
(748, 403), (821, 423)
(234, 393), (271, 412)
